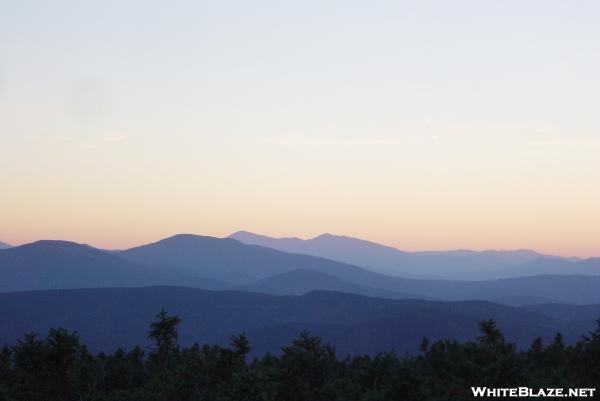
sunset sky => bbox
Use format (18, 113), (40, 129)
(1, 1), (599, 257)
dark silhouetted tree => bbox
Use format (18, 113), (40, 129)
(147, 309), (182, 371)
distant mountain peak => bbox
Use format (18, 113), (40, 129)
(230, 231), (303, 241)
(0, 238), (230, 293)
(0, 241), (12, 249)
(229, 231), (271, 240)
(16, 240), (94, 251)
(156, 233), (236, 244)
(312, 233), (352, 241)
(313, 233), (336, 239)
(166, 233), (207, 240)
(230, 230), (257, 237)
(230, 231), (587, 280)
(3, 240), (122, 262)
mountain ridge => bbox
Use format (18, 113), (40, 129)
(239, 268), (426, 299)
(0, 286), (595, 356)
(0, 240), (229, 292)
(229, 231), (588, 280)
(4, 236), (600, 304)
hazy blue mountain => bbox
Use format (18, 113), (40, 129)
(116, 234), (600, 304)
(487, 295), (561, 307)
(0, 286), (595, 356)
(117, 234), (405, 285)
(574, 257), (600, 273)
(389, 275), (600, 305)
(239, 268), (426, 299)
(0, 241), (12, 249)
(484, 258), (600, 279)
(229, 231), (575, 279)
(0, 240), (229, 292)
(230, 231), (415, 275)
(5, 236), (600, 304)
(522, 303), (600, 323)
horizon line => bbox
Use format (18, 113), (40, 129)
(1, 231), (592, 260)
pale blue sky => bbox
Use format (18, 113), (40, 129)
(1, 1), (599, 255)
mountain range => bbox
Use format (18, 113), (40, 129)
(2, 234), (600, 304)
(230, 231), (593, 280)
(0, 241), (11, 249)
(0, 240), (228, 292)
(0, 286), (596, 356)
(239, 269), (423, 299)
(2, 233), (600, 357)
(116, 234), (390, 285)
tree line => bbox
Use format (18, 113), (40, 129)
(1, 309), (599, 401)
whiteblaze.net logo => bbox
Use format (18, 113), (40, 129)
(471, 387), (597, 398)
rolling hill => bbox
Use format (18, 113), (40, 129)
(230, 231), (580, 280)
(4, 236), (600, 304)
(88, 235), (600, 304)
(122, 235), (597, 303)
(522, 303), (600, 323)
(485, 257), (600, 279)
(117, 234), (397, 285)
(0, 240), (228, 292)
(239, 268), (424, 299)
(0, 286), (595, 356)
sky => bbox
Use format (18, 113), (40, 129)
(1, 0), (599, 257)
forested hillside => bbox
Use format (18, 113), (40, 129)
(1, 311), (599, 401)
(1, 286), (594, 356)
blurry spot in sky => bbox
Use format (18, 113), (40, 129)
(65, 78), (112, 126)
(0, 62), (4, 100)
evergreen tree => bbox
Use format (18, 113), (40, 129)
(147, 309), (182, 372)
(2, 314), (600, 401)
